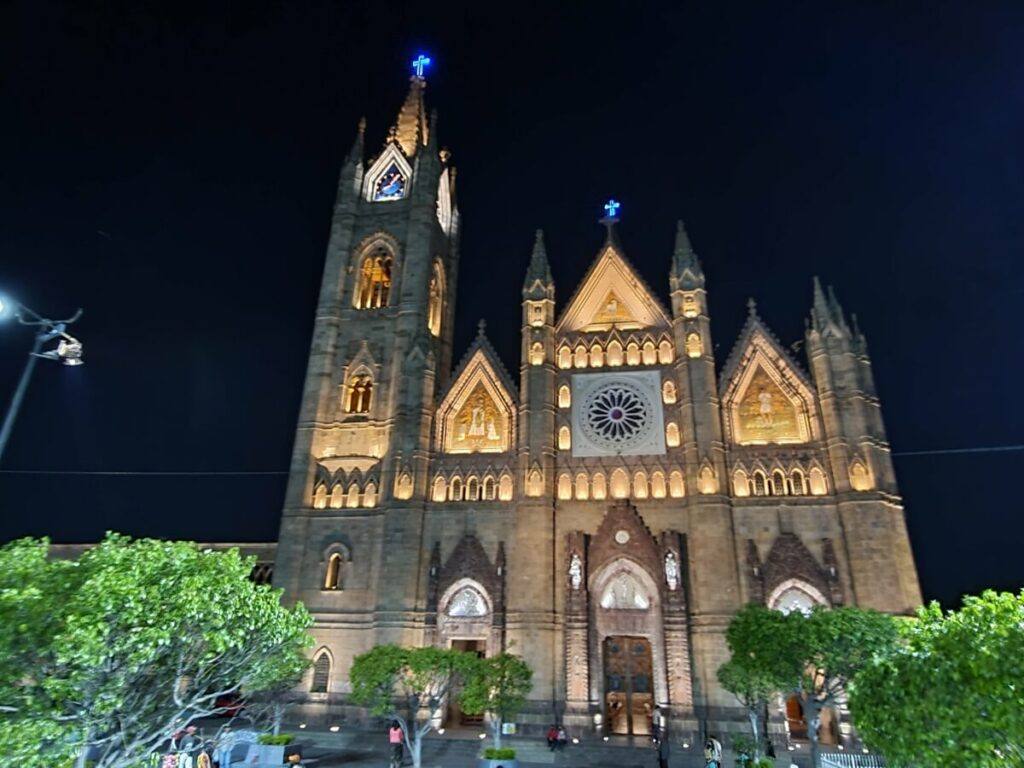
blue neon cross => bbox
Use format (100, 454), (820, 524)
(412, 55), (432, 78)
(604, 199), (621, 218)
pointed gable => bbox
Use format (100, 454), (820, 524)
(557, 244), (670, 333)
(436, 332), (518, 454)
(720, 306), (821, 445)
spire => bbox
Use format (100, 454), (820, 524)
(346, 117), (366, 165)
(671, 220), (704, 287)
(393, 74), (429, 157)
(811, 276), (832, 330)
(827, 285), (850, 333)
(523, 229), (553, 293)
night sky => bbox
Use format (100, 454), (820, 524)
(2, 2), (1022, 608)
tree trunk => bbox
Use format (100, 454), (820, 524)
(411, 733), (422, 768)
(76, 729), (92, 768)
(806, 699), (822, 768)
(272, 703), (283, 735)
(493, 717), (502, 750)
(747, 709), (761, 755)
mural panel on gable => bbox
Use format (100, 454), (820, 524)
(734, 364), (809, 444)
(450, 383), (507, 454)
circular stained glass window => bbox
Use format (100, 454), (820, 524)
(581, 380), (655, 451)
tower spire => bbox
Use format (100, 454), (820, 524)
(670, 220), (704, 289)
(393, 58), (431, 157)
(523, 229), (553, 293)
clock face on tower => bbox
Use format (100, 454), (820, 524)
(373, 163), (406, 201)
(570, 371), (667, 457)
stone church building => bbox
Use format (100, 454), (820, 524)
(271, 69), (922, 741)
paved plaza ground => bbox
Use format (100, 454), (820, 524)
(288, 726), (813, 768)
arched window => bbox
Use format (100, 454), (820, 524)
(394, 472), (413, 500)
(669, 470), (685, 498)
(311, 650), (331, 693)
(789, 469), (807, 495)
(850, 461), (873, 491)
(313, 484), (327, 509)
(557, 346), (572, 369)
(610, 468), (629, 499)
(666, 422), (681, 447)
(633, 470), (648, 499)
(558, 426), (571, 450)
(752, 470), (768, 496)
(449, 477), (463, 501)
(606, 340), (623, 367)
(329, 483), (344, 509)
(345, 374), (373, 414)
(346, 484), (360, 508)
(466, 476), (480, 501)
(772, 470), (788, 496)
(642, 341), (657, 365)
(698, 465), (717, 494)
(590, 343), (604, 367)
(685, 332), (702, 358)
(557, 473), (572, 500)
(733, 469), (750, 497)
(626, 341), (641, 366)
(324, 552), (345, 590)
(658, 340), (674, 364)
(809, 467), (828, 495)
(360, 481), (377, 507)
(592, 472), (607, 500)
(526, 469), (543, 497)
(498, 473), (514, 500)
(530, 343), (545, 366)
(574, 344), (588, 369)
(446, 585), (489, 617)
(432, 475), (447, 502)
(354, 247), (393, 309)
(650, 471), (667, 499)
(682, 293), (699, 318)
(769, 580), (828, 616)
(575, 473), (589, 500)
(482, 475), (496, 500)
(662, 379), (677, 404)
(427, 261), (444, 337)
(558, 385), (571, 408)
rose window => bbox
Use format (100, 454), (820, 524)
(581, 381), (655, 451)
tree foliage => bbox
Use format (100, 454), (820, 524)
(349, 645), (477, 768)
(0, 534), (312, 768)
(721, 603), (896, 768)
(850, 591), (1024, 768)
(460, 653), (532, 749)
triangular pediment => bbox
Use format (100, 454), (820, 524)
(720, 314), (820, 445)
(437, 342), (517, 454)
(557, 245), (670, 333)
(364, 143), (412, 202)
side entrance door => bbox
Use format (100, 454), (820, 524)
(603, 635), (653, 736)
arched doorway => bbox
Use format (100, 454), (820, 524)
(437, 579), (493, 726)
(590, 560), (668, 737)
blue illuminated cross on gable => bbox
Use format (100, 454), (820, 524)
(604, 199), (621, 219)
(412, 55), (432, 78)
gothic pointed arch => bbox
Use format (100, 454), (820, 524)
(720, 313), (820, 445)
(310, 646), (333, 693)
(436, 333), (518, 454)
(556, 244), (671, 333)
(427, 259), (445, 337)
(756, 533), (836, 611)
(351, 233), (400, 309)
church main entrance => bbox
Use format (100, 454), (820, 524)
(603, 636), (653, 736)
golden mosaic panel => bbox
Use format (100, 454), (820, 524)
(735, 366), (806, 444)
(447, 382), (508, 453)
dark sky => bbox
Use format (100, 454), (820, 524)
(1, 2), (1022, 608)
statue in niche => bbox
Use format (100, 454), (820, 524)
(569, 553), (582, 590)
(664, 551), (679, 591)
(757, 388), (774, 427)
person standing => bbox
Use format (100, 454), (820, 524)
(655, 735), (671, 768)
(388, 721), (404, 768)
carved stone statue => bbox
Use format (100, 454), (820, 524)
(664, 551), (679, 591)
(569, 553), (582, 590)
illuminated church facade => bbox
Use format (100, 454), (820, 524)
(272, 67), (922, 740)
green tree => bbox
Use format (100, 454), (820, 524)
(0, 534), (312, 768)
(460, 653), (532, 749)
(721, 603), (896, 768)
(349, 645), (477, 768)
(717, 658), (777, 756)
(850, 590), (1024, 768)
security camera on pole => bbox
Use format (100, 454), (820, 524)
(0, 295), (84, 463)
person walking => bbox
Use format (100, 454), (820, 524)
(656, 735), (670, 768)
(388, 721), (404, 768)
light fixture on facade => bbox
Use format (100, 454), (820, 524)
(298, 723), (306, 729)
(329, 725), (340, 732)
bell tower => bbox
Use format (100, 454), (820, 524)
(274, 58), (461, 658)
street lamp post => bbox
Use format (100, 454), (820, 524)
(0, 296), (84, 464)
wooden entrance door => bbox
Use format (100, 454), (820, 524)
(603, 636), (653, 736)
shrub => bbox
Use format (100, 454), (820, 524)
(482, 747), (516, 759)
(258, 733), (295, 745)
